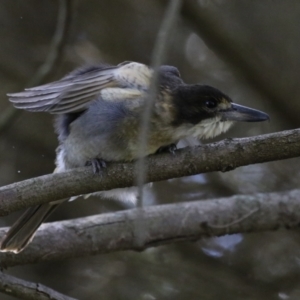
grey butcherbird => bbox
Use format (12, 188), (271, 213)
(0, 61), (269, 253)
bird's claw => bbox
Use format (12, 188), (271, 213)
(85, 158), (107, 174)
(156, 143), (177, 155)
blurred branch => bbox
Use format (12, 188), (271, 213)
(135, 0), (182, 250)
(1, 188), (300, 267)
(136, 0), (182, 203)
(180, 1), (298, 126)
(0, 271), (77, 300)
(0, 0), (74, 134)
(0, 128), (300, 216)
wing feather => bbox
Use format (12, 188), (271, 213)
(8, 62), (152, 114)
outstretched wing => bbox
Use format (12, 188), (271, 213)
(8, 62), (153, 114)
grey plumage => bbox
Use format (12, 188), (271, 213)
(8, 62), (152, 113)
(1, 61), (269, 253)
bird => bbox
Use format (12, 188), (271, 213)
(0, 61), (269, 253)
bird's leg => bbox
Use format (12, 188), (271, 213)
(156, 143), (177, 155)
(85, 158), (107, 174)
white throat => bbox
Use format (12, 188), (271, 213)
(173, 116), (234, 140)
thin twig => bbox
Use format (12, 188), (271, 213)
(29, 0), (74, 86)
(0, 0), (74, 134)
(207, 208), (259, 229)
(0, 271), (77, 300)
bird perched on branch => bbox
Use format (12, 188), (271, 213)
(0, 61), (269, 253)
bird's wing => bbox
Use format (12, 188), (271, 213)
(8, 62), (153, 114)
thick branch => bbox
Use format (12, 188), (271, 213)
(0, 271), (77, 300)
(1, 188), (300, 267)
(0, 129), (300, 216)
(0, 128), (299, 215)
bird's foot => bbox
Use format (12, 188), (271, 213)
(156, 143), (177, 155)
(85, 158), (107, 174)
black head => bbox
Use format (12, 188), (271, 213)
(172, 84), (269, 126)
(172, 85), (231, 125)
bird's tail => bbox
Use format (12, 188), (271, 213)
(0, 203), (60, 253)
(0, 165), (66, 253)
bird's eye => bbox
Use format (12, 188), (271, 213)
(205, 99), (218, 109)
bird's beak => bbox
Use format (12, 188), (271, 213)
(220, 103), (270, 122)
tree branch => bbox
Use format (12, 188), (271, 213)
(0, 128), (299, 216)
(0, 271), (77, 300)
(1, 188), (300, 267)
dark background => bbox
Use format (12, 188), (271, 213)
(1, 1), (300, 299)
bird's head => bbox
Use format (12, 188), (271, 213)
(171, 84), (269, 140)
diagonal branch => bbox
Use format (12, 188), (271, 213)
(0, 129), (300, 216)
(1, 188), (300, 267)
(0, 128), (299, 216)
(0, 271), (77, 300)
